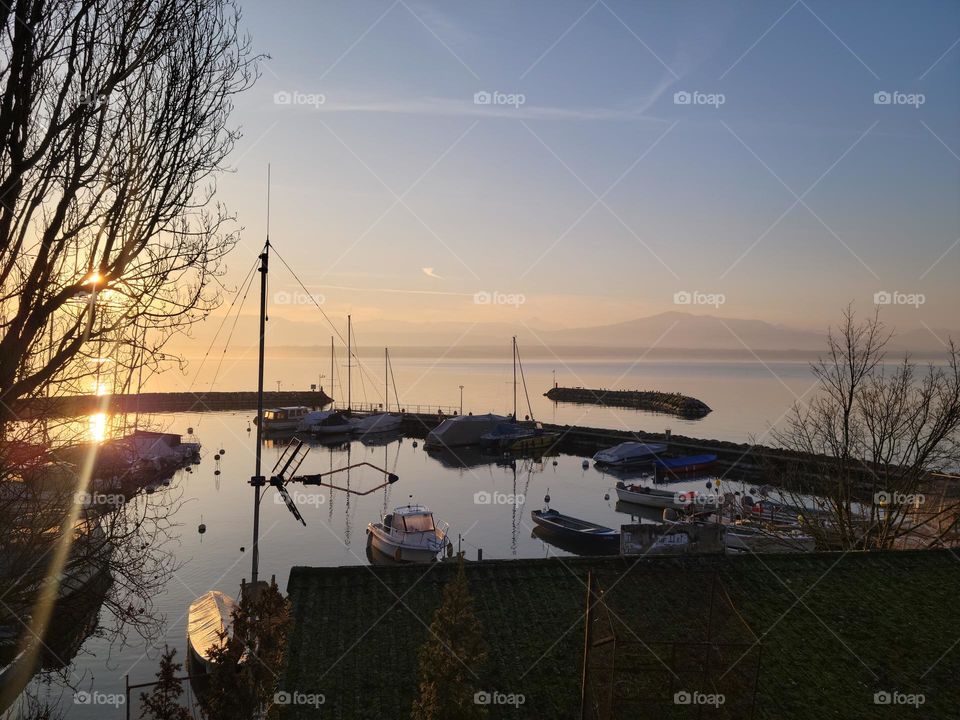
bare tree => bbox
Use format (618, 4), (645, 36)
(0, 0), (261, 418)
(770, 307), (960, 550)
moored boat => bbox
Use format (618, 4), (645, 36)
(615, 481), (720, 511)
(480, 422), (559, 453)
(424, 413), (509, 450)
(593, 441), (667, 467)
(187, 590), (238, 672)
(721, 522), (816, 553)
(297, 410), (352, 435)
(653, 453), (718, 475)
(350, 412), (403, 435)
(258, 406), (310, 432)
(530, 509), (620, 549)
(366, 504), (450, 563)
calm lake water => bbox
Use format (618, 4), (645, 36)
(14, 358), (817, 718)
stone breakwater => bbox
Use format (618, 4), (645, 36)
(544, 386), (711, 418)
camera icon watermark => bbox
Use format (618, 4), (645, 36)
(673, 690), (725, 706)
(873, 290), (925, 308)
(473, 90), (526, 108)
(74, 691), (125, 707)
(873, 690), (924, 707)
(272, 690), (325, 708)
(674, 90), (725, 108)
(274, 90), (326, 108)
(473, 290), (526, 308)
(474, 490), (525, 506)
(473, 690), (525, 707)
(276, 490), (326, 508)
(874, 491), (924, 508)
(273, 290), (326, 306)
(873, 91), (925, 108)
(673, 290), (725, 308)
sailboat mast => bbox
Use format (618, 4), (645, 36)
(512, 335), (517, 420)
(250, 166), (271, 588)
(347, 314), (352, 411)
(330, 336), (334, 405)
(385, 347), (388, 413)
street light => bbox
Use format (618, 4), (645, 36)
(459, 385), (464, 415)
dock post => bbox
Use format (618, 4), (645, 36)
(477, 548), (482, 561)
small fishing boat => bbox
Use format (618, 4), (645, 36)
(615, 481), (720, 511)
(653, 453), (718, 475)
(530, 509), (620, 549)
(593, 441), (667, 467)
(366, 504), (450, 563)
(298, 410), (352, 435)
(187, 590), (238, 672)
(257, 406), (311, 432)
(480, 422), (559, 452)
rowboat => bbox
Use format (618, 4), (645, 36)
(366, 504), (450, 563)
(530, 509), (620, 548)
(615, 481), (720, 511)
(593, 442), (667, 467)
(187, 590), (237, 672)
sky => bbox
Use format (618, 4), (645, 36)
(205, 0), (960, 343)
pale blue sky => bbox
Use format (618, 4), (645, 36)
(212, 0), (960, 334)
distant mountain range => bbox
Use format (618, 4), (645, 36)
(174, 311), (956, 359)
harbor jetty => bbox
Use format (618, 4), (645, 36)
(13, 390), (332, 419)
(545, 386), (711, 418)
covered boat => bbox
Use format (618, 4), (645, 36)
(366, 504), (449, 563)
(187, 590), (237, 671)
(653, 453), (718, 475)
(350, 412), (403, 435)
(479, 422), (559, 452)
(593, 441), (667, 467)
(424, 413), (509, 450)
(297, 410), (352, 435)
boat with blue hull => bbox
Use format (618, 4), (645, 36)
(653, 453), (718, 475)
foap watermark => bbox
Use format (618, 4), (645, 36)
(474, 691), (525, 707)
(76, 491), (125, 508)
(276, 490), (327, 508)
(474, 490), (525, 506)
(674, 290), (725, 308)
(274, 90), (326, 108)
(875, 491), (924, 507)
(674, 491), (716, 507)
(74, 691), (125, 707)
(873, 290), (925, 308)
(674, 90), (725, 108)
(273, 290), (325, 306)
(674, 690), (725, 707)
(272, 690), (325, 708)
(474, 290), (525, 308)
(474, 90), (526, 108)
(873, 690), (924, 708)
(77, 91), (111, 109)
(873, 91), (925, 108)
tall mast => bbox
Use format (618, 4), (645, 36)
(385, 347), (388, 413)
(330, 336), (334, 405)
(347, 314), (352, 411)
(250, 165), (270, 588)
(512, 336), (517, 420)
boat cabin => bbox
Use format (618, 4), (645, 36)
(384, 505), (437, 534)
(263, 406), (310, 423)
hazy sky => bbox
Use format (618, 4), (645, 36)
(209, 0), (960, 338)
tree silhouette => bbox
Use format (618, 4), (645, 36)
(139, 646), (191, 720)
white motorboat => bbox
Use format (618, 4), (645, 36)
(259, 406), (311, 432)
(593, 441), (667, 467)
(366, 504), (449, 563)
(297, 410), (353, 435)
(615, 481), (720, 511)
(350, 412), (403, 435)
(187, 590), (237, 671)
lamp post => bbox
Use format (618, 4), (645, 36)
(459, 385), (464, 415)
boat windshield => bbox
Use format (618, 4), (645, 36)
(400, 513), (435, 532)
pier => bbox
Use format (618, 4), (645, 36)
(545, 386), (712, 418)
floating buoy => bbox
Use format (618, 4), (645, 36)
(705, 480), (712, 489)
(544, 491), (551, 504)
(412, 441), (418, 448)
(240, 546), (245, 552)
(219, 449), (225, 455)
(552, 460), (558, 466)
(214, 470), (221, 476)
(187, 427), (194, 435)
(603, 492), (610, 501)
(246, 424), (251, 432)
(582, 459), (589, 469)
(198, 521), (206, 535)
(214, 454), (220, 461)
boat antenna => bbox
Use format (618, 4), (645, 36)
(250, 165), (271, 588)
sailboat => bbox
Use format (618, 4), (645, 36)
(480, 337), (559, 453)
(350, 347), (403, 435)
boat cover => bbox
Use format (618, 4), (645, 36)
(187, 590), (237, 661)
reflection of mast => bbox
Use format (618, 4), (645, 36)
(343, 441), (351, 546)
(511, 461), (518, 555)
(347, 314), (352, 411)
